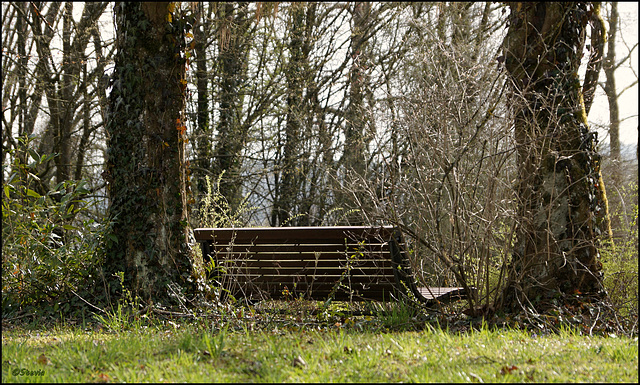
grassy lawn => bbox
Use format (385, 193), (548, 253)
(2, 313), (637, 383)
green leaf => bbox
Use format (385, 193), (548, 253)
(26, 189), (41, 199)
(75, 180), (90, 195)
(6, 172), (17, 185)
(108, 234), (119, 244)
(63, 225), (77, 231)
(4, 185), (11, 199)
(27, 148), (41, 163)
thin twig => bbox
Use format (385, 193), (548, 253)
(70, 288), (108, 314)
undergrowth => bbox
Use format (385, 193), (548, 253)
(600, 180), (638, 334)
(2, 137), (106, 319)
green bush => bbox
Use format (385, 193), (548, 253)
(601, 181), (638, 328)
(2, 138), (106, 316)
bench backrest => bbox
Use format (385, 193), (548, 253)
(194, 226), (413, 302)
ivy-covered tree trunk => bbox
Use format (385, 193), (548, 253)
(500, 2), (612, 310)
(104, 2), (193, 304)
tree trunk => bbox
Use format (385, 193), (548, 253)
(15, 1), (29, 168)
(581, 2), (605, 116)
(56, 1), (74, 183)
(104, 2), (193, 304)
(74, 61), (91, 181)
(272, 2), (307, 227)
(336, 1), (374, 226)
(500, 2), (612, 310)
(212, 2), (251, 210)
(602, 2), (620, 179)
(193, 3), (212, 197)
(342, 1), (373, 178)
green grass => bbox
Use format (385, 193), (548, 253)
(2, 318), (637, 383)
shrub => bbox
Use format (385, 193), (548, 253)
(2, 138), (106, 316)
(601, 180), (638, 331)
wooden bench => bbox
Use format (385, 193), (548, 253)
(194, 226), (470, 305)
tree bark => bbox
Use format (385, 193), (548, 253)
(500, 2), (612, 310)
(212, 2), (251, 210)
(582, 2), (605, 116)
(56, 1), (73, 183)
(342, 1), (373, 178)
(602, 2), (620, 176)
(272, 2), (308, 227)
(104, 2), (193, 304)
(193, 3), (212, 197)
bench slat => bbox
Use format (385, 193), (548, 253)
(194, 226), (395, 242)
(215, 273), (395, 281)
(212, 256), (392, 264)
(210, 260), (391, 268)
(215, 266), (394, 277)
(209, 244), (390, 252)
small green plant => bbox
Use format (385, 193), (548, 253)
(321, 240), (367, 310)
(321, 207), (362, 226)
(2, 136), (105, 317)
(377, 299), (422, 330)
(93, 272), (146, 332)
(202, 323), (229, 357)
(198, 172), (256, 228)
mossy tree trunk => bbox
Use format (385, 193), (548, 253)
(104, 2), (193, 304)
(211, 2), (251, 210)
(342, 1), (373, 178)
(193, 3), (212, 198)
(499, 2), (612, 310)
(337, 1), (374, 226)
(602, 2), (621, 181)
(271, 2), (308, 227)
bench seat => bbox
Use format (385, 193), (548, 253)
(194, 226), (470, 305)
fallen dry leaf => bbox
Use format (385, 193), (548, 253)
(500, 365), (518, 375)
(36, 354), (49, 365)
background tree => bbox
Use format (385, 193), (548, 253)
(210, 2), (254, 210)
(600, 2), (638, 181)
(2, 2), (114, 312)
(603, 1), (621, 169)
(192, 2), (213, 197)
(103, 2), (194, 304)
(1, 1), (636, 324)
(2, 1), (112, 217)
